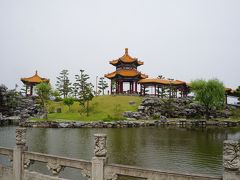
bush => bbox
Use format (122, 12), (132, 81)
(48, 106), (55, 114)
(63, 97), (75, 111)
(231, 108), (240, 119)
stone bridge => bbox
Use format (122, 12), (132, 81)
(0, 127), (239, 180)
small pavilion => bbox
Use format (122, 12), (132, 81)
(105, 48), (148, 94)
(138, 78), (190, 98)
(225, 88), (239, 106)
(21, 71), (50, 96)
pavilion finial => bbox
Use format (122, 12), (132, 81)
(35, 70), (38, 75)
(125, 48), (128, 55)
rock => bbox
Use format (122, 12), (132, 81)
(56, 108), (62, 113)
(133, 96), (231, 120)
(59, 123), (69, 128)
(129, 101), (136, 106)
(138, 106), (145, 112)
(123, 111), (149, 120)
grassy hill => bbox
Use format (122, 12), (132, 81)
(45, 95), (142, 121)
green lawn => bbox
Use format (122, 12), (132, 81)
(41, 95), (142, 121)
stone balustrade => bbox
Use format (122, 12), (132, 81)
(0, 127), (239, 180)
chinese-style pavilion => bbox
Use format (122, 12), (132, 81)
(105, 48), (148, 94)
(138, 78), (190, 98)
(21, 71), (50, 96)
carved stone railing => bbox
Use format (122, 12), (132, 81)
(104, 164), (222, 180)
(223, 140), (240, 180)
(0, 127), (239, 180)
(0, 146), (13, 164)
(23, 151), (91, 178)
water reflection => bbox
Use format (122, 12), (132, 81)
(0, 126), (240, 178)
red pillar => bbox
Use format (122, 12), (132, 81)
(135, 81), (138, 94)
(121, 81), (123, 94)
(30, 85), (33, 96)
(129, 82), (132, 94)
(131, 82), (133, 94)
(154, 84), (156, 96)
(131, 82), (134, 94)
(140, 84), (142, 95)
(116, 81), (119, 94)
(110, 80), (113, 94)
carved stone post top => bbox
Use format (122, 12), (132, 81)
(16, 127), (27, 146)
(224, 140), (239, 145)
(94, 134), (107, 157)
(223, 139), (240, 171)
(94, 134), (107, 138)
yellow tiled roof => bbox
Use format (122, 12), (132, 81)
(138, 78), (186, 85)
(105, 69), (148, 79)
(109, 48), (144, 66)
(21, 71), (49, 84)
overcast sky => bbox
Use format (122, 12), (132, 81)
(0, 0), (239, 90)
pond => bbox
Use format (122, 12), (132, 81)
(0, 126), (240, 179)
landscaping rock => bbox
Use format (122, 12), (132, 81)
(129, 101), (136, 106)
(133, 97), (231, 119)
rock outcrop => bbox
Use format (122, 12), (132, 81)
(124, 97), (231, 120)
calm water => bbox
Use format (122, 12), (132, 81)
(0, 126), (240, 179)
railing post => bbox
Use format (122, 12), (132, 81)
(13, 127), (27, 180)
(92, 134), (107, 180)
(223, 140), (240, 180)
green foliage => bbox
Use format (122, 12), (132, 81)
(111, 81), (116, 94)
(231, 108), (240, 119)
(98, 77), (108, 95)
(35, 83), (52, 119)
(56, 69), (72, 98)
(48, 105), (55, 114)
(0, 84), (20, 115)
(236, 86), (240, 101)
(71, 82), (79, 99)
(191, 79), (225, 120)
(63, 97), (75, 112)
(75, 70), (94, 116)
(51, 90), (62, 101)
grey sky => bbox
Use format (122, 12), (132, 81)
(0, 0), (239, 89)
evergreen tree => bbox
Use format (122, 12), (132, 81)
(98, 77), (108, 95)
(72, 82), (79, 99)
(75, 70), (94, 116)
(56, 69), (72, 98)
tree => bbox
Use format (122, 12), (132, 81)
(56, 69), (72, 98)
(236, 86), (240, 102)
(51, 90), (61, 101)
(190, 79), (225, 120)
(63, 97), (75, 112)
(75, 70), (94, 116)
(35, 83), (52, 119)
(71, 82), (79, 99)
(98, 77), (108, 95)
(0, 85), (20, 115)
